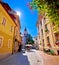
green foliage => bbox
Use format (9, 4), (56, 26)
(29, 0), (59, 25)
(50, 50), (55, 55)
(53, 24), (59, 32)
(26, 34), (34, 45)
(43, 49), (55, 55)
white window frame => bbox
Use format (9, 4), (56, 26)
(8, 39), (12, 48)
(0, 36), (3, 48)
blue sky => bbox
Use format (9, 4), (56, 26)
(4, 0), (38, 37)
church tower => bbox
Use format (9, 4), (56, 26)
(24, 27), (28, 37)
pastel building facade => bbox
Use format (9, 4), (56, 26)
(37, 14), (59, 54)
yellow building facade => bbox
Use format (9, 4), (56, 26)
(0, 2), (16, 59)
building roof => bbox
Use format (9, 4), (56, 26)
(24, 27), (27, 31)
(0, 1), (16, 25)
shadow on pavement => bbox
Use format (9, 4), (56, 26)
(0, 52), (30, 65)
(17, 52), (30, 65)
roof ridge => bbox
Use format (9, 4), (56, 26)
(0, 1), (17, 25)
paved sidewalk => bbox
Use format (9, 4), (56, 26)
(36, 50), (59, 65)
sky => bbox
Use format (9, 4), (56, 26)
(4, 0), (38, 37)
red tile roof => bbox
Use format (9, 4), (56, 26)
(0, 1), (17, 25)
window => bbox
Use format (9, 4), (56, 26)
(45, 24), (48, 29)
(36, 38), (37, 40)
(0, 36), (3, 48)
(47, 37), (50, 43)
(44, 17), (46, 24)
(41, 29), (43, 36)
(2, 17), (6, 26)
(45, 24), (49, 32)
(55, 34), (59, 41)
(40, 21), (42, 27)
(47, 36), (51, 47)
(43, 39), (44, 46)
(8, 39), (12, 48)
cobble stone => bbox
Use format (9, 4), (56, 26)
(0, 50), (42, 65)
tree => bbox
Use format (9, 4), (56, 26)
(26, 34), (34, 45)
(27, 0), (59, 26)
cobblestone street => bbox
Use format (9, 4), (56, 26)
(26, 50), (43, 65)
(0, 49), (59, 65)
(0, 49), (43, 65)
(0, 1), (59, 65)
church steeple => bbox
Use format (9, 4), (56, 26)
(24, 27), (27, 31)
(24, 27), (28, 36)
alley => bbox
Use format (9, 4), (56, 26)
(0, 1), (59, 65)
(0, 49), (43, 65)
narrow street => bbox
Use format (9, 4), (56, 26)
(0, 49), (43, 65)
(0, 49), (59, 65)
(0, 1), (59, 65)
